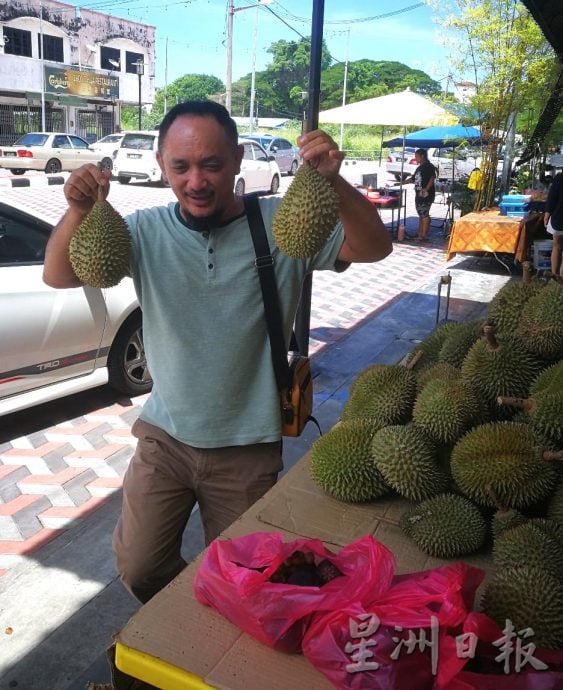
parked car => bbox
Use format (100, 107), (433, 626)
(236, 138), (281, 195)
(89, 133), (126, 170)
(386, 146), (479, 182)
(0, 132), (103, 175)
(241, 134), (299, 175)
(113, 130), (163, 185)
(0, 196), (151, 416)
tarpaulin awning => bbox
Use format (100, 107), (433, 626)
(383, 124), (483, 149)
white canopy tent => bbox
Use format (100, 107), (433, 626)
(319, 88), (458, 128)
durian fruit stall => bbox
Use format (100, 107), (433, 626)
(112, 266), (563, 690)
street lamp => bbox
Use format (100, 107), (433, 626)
(225, 0), (272, 116)
(134, 60), (144, 130)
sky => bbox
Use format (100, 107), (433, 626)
(81, 0), (463, 91)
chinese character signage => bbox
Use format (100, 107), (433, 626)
(44, 65), (119, 99)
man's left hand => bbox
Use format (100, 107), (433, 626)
(297, 130), (345, 182)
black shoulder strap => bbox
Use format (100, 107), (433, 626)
(244, 194), (291, 392)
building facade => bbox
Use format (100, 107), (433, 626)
(0, 0), (155, 144)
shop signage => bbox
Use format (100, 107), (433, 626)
(44, 65), (119, 100)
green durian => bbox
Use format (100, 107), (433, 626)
(481, 566), (563, 650)
(491, 507), (527, 539)
(493, 523), (563, 581)
(547, 481), (563, 524)
(309, 418), (389, 503)
(518, 279), (563, 360)
(415, 362), (460, 394)
(412, 379), (485, 445)
(272, 164), (339, 259)
(342, 364), (417, 425)
(450, 422), (559, 509)
(69, 199), (131, 288)
(530, 360), (563, 399)
(370, 424), (448, 501)
(486, 263), (544, 335)
(406, 321), (460, 373)
(437, 320), (483, 369)
(497, 392), (563, 447)
(400, 493), (487, 558)
(460, 325), (543, 419)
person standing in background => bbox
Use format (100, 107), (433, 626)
(411, 148), (437, 242)
(544, 171), (563, 277)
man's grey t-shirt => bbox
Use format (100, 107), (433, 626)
(125, 196), (345, 448)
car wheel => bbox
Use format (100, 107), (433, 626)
(234, 178), (245, 196)
(107, 312), (152, 397)
(101, 157), (113, 171)
(289, 160), (298, 176)
(45, 158), (62, 174)
(118, 175), (131, 185)
(10, 169), (25, 175)
(269, 174), (280, 195)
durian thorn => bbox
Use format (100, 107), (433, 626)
(485, 484), (508, 511)
(496, 396), (534, 412)
(406, 349), (423, 370)
(522, 261), (532, 284)
(483, 324), (499, 351)
(543, 450), (563, 462)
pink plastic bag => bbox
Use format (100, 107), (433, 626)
(301, 563), (484, 690)
(440, 611), (563, 690)
(193, 532), (395, 653)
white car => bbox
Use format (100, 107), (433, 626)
(241, 134), (299, 175)
(0, 132), (103, 175)
(89, 133), (126, 171)
(236, 138), (281, 195)
(386, 147), (479, 182)
(0, 195), (151, 416)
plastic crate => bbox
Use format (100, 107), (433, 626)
(533, 240), (552, 270)
(500, 194), (532, 204)
(499, 203), (530, 216)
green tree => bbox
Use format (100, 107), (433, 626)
(153, 74), (225, 117)
(429, 0), (559, 206)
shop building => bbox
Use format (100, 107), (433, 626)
(0, 0), (155, 144)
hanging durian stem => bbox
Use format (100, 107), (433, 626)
(406, 350), (423, 370)
(485, 484), (509, 512)
(483, 324), (499, 351)
(522, 261), (532, 284)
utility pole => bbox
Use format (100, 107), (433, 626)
(39, 0), (46, 131)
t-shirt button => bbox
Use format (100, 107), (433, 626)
(202, 232), (209, 239)
(208, 247), (214, 254)
(208, 263), (214, 269)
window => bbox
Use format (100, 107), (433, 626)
(3, 27), (32, 57)
(125, 51), (144, 74)
(39, 34), (63, 62)
(101, 46), (120, 71)
(69, 136), (90, 149)
(52, 135), (71, 149)
(0, 213), (49, 265)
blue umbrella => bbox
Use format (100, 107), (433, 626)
(384, 124), (484, 148)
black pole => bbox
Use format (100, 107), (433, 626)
(294, 0), (324, 356)
(138, 73), (142, 130)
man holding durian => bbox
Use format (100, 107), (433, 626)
(43, 100), (392, 603)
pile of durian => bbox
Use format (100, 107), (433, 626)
(310, 265), (563, 649)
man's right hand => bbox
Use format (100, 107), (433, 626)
(64, 164), (112, 216)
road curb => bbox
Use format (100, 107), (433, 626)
(0, 175), (65, 188)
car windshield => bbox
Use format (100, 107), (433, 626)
(13, 133), (48, 147)
(97, 135), (122, 144)
(245, 136), (271, 148)
(121, 134), (156, 150)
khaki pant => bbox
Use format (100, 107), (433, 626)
(113, 419), (282, 603)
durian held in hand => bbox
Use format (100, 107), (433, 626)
(69, 167), (131, 289)
(272, 161), (339, 259)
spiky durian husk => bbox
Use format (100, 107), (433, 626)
(309, 418), (389, 503)
(412, 379), (485, 445)
(342, 364), (416, 425)
(450, 422), (558, 509)
(415, 362), (460, 394)
(69, 200), (131, 288)
(547, 481), (563, 524)
(530, 360), (563, 398)
(370, 424), (448, 502)
(405, 321), (460, 373)
(518, 280), (563, 360)
(486, 279), (544, 335)
(482, 566), (563, 650)
(400, 493), (487, 558)
(493, 523), (563, 580)
(529, 393), (563, 447)
(491, 508), (527, 540)
(437, 320), (483, 369)
(460, 333), (543, 419)
(272, 165), (339, 259)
